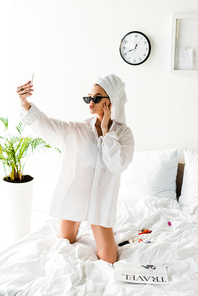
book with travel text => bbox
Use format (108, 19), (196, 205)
(114, 261), (168, 285)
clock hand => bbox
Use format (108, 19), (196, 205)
(128, 43), (138, 53)
(128, 48), (135, 52)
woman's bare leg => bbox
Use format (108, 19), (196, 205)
(59, 219), (80, 243)
(91, 224), (117, 264)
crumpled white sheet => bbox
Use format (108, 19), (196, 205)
(0, 194), (198, 296)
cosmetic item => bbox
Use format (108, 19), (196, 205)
(138, 229), (152, 235)
(118, 239), (134, 247)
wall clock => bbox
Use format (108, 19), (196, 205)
(119, 31), (151, 65)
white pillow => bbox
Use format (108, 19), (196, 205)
(179, 149), (198, 207)
(119, 148), (181, 200)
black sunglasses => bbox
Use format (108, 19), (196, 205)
(83, 96), (109, 104)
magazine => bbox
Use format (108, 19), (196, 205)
(114, 261), (168, 285)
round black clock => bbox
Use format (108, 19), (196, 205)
(119, 31), (151, 65)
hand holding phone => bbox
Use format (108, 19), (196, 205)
(17, 73), (34, 111)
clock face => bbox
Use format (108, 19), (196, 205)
(119, 31), (151, 65)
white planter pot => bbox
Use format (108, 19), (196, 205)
(1, 176), (34, 241)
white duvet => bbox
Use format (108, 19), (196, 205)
(0, 194), (198, 296)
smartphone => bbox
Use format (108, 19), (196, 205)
(30, 73), (34, 85)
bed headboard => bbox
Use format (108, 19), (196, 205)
(176, 162), (185, 200)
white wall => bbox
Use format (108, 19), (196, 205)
(0, 0), (17, 125)
(2, 0), (198, 212)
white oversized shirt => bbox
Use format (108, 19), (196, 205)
(21, 103), (134, 227)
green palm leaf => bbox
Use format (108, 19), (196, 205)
(16, 122), (25, 135)
(0, 116), (61, 181)
(0, 117), (8, 131)
(29, 138), (49, 153)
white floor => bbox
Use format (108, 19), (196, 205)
(0, 210), (50, 252)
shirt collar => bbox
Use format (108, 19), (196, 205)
(92, 116), (116, 132)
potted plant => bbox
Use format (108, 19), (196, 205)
(0, 117), (59, 241)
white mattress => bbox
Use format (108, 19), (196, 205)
(0, 194), (198, 296)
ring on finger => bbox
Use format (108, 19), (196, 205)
(20, 87), (24, 91)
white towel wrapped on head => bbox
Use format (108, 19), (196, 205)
(92, 74), (127, 124)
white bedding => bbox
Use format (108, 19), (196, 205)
(0, 194), (198, 296)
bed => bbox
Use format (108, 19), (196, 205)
(0, 148), (198, 296)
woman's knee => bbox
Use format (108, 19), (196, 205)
(59, 220), (80, 243)
(91, 224), (117, 263)
(97, 246), (118, 264)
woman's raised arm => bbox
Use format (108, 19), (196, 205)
(16, 81), (71, 149)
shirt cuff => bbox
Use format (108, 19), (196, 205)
(99, 131), (119, 150)
(103, 131), (119, 141)
(20, 103), (40, 126)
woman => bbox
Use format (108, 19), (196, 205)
(16, 74), (134, 264)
